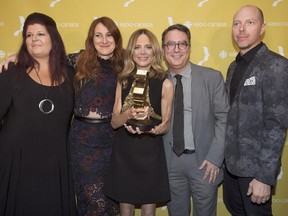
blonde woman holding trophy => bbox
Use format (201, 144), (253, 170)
(104, 29), (173, 216)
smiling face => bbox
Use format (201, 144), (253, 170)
(132, 33), (154, 70)
(162, 29), (190, 74)
(93, 22), (116, 59)
(25, 24), (52, 60)
(232, 5), (265, 55)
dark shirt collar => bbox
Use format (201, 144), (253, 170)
(235, 42), (263, 63)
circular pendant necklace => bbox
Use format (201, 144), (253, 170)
(34, 68), (55, 114)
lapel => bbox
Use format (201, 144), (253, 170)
(226, 63), (237, 98)
(229, 44), (268, 107)
(190, 63), (202, 131)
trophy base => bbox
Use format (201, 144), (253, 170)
(127, 118), (159, 132)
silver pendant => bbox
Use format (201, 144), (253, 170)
(39, 99), (54, 114)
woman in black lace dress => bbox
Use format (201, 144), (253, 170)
(68, 17), (124, 216)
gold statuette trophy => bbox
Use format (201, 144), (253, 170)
(125, 69), (161, 132)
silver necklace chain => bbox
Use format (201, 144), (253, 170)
(34, 68), (54, 114)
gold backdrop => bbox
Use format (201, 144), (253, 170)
(0, 0), (287, 215)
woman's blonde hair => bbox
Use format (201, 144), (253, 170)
(118, 29), (166, 88)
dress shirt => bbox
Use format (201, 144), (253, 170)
(170, 63), (195, 151)
(230, 42), (263, 105)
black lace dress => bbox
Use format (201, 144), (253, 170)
(68, 54), (119, 216)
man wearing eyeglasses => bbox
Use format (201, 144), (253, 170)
(162, 24), (229, 216)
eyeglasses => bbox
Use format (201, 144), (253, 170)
(163, 41), (189, 50)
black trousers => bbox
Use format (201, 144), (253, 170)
(223, 168), (272, 216)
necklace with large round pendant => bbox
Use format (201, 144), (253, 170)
(39, 98), (54, 114)
(34, 68), (55, 115)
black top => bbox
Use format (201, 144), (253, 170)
(229, 42), (263, 104)
(0, 64), (76, 216)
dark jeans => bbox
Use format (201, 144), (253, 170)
(223, 168), (272, 216)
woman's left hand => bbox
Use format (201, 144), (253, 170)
(124, 124), (145, 135)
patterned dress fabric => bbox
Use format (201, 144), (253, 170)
(0, 64), (76, 216)
(68, 54), (119, 216)
(224, 44), (288, 186)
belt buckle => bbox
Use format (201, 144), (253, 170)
(183, 149), (195, 154)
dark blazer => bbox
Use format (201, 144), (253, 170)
(164, 62), (229, 184)
(225, 44), (288, 186)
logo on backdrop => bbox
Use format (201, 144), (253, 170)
(124, 0), (135, 7)
(93, 17), (151, 28)
(198, 47), (209, 65)
(50, 0), (61, 7)
(167, 17), (226, 27)
(183, 21), (193, 28)
(14, 16), (25, 36)
(167, 17), (192, 28)
(168, 17), (174, 26)
(0, 50), (6, 59)
(198, 0), (209, 7)
(219, 50), (237, 59)
(272, 0), (283, 6)
(167, 17), (193, 28)
(278, 46), (285, 56)
(277, 166), (284, 180)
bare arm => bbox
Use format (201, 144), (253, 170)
(111, 82), (128, 129)
(111, 82), (145, 129)
(150, 78), (174, 135)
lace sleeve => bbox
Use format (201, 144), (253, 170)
(67, 52), (79, 69)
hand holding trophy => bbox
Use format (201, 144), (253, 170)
(126, 69), (161, 132)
